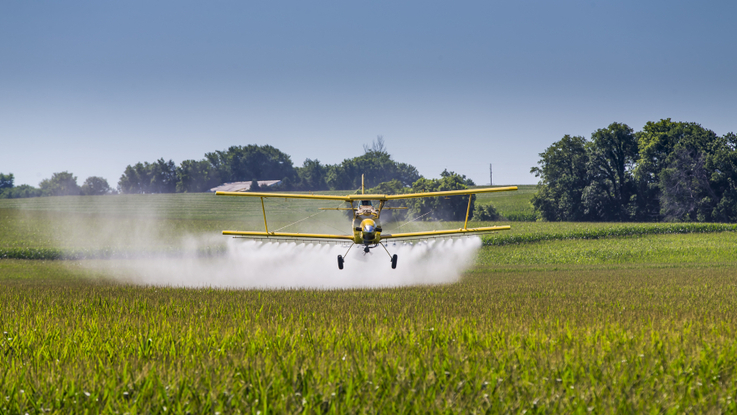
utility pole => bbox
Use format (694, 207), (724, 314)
(489, 163), (493, 186)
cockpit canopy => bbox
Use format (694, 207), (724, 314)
(360, 200), (373, 206)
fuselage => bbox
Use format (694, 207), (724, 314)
(352, 200), (383, 245)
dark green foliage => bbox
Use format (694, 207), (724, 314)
(39, 171), (80, 196)
(532, 120), (737, 222)
(364, 174), (473, 222)
(582, 123), (638, 221)
(324, 149), (421, 191)
(635, 119), (721, 221)
(530, 135), (590, 221)
(118, 159), (177, 194)
(708, 132), (737, 222)
(0, 173), (40, 199)
(80, 176), (112, 196)
(205, 145), (297, 184)
(441, 169), (475, 186)
(175, 159), (220, 193)
(0, 184), (43, 199)
(366, 179), (410, 222)
(249, 179), (261, 191)
(0, 172), (13, 191)
(473, 203), (502, 221)
(408, 173), (474, 221)
(295, 158), (328, 190)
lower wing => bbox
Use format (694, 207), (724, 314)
(382, 225), (510, 240)
(222, 230), (353, 242)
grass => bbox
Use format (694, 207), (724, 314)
(2, 192), (737, 413)
(474, 184), (538, 221)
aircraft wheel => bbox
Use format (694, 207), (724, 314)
(391, 254), (398, 269)
(337, 255), (344, 270)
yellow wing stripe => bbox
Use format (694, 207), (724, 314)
(216, 186), (517, 201)
(383, 186), (517, 200)
(216, 191), (351, 201)
(223, 230), (354, 240)
(382, 225), (511, 240)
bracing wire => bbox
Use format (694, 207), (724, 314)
(396, 208), (435, 229)
(272, 200), (351, 233)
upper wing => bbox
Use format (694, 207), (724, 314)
(216, 186), (517, 201)
(216, 191), (351, 201)
(382, 225), (511, 240)
(383, 186), (517, 200)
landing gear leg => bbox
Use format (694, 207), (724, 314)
(338, 244), (354, 270)
(379, 242), (398, 270)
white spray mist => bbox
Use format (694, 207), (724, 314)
(98, 236), (482, 289)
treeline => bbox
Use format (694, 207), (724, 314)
(365, 169), (484, 222)
(1, 137), (485, 221)
(117, 137), (438, 193)
(531, 119), (737, 222)
(0, 172), (113, 199)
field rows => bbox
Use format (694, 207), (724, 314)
(2, 261), (737, 413)
(3, 193), (737, 412)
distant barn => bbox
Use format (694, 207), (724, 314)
(209, 180), (282, 192)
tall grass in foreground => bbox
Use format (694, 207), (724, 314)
(2, 259), (737, 413)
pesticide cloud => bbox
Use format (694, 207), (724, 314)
(33, 196), (483, 289)
(94, 236), (482, 289)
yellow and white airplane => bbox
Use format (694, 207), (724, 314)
(217, 177), (516, 270)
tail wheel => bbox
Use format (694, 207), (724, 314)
(337, 255), (344, 270)
(391, 254), (398, 269)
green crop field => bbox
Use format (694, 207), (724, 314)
(474, 184), (538, 220)
(2, 193), (737, 413)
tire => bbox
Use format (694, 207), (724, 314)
(391, 254), (398, 269)
(337, 255), (344, 270)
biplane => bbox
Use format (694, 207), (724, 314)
(217, 176), (517, 269)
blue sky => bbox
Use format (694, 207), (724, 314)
(1, 0), (736, 187)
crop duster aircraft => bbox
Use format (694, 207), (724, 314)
(217, 177), (517, 270)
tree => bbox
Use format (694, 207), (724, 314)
(205, 145), (297, 184)
(473, 203), (502, 221)
(249, 179), (261, 191)
(325, 140), (421, 190)
(441, 169), (475, 186)
(176, 159), (220, 193)
(118, 159), (177, 194)
(363, 135), (388, 154)
(148, 159), (177, 193)
(366, 179), (410, 222)
(530, 135), (590, 221)
(296, 159), (328, 190)
(0, 173), (13, 191)
(582, 123), (638, 221)
(118, 163), (147, 194)
(39, 172), (80, 196)
(407, 173), (475, 221)
(0, 185), (42, 199)
(708, 132), (737, 222)
(658, 147), (715, 221)
(634, 119), (719, 220)
(80, 176), (111, 196)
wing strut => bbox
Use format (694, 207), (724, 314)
(260, 197), (268, 233)
(463, 195), (472, 230)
